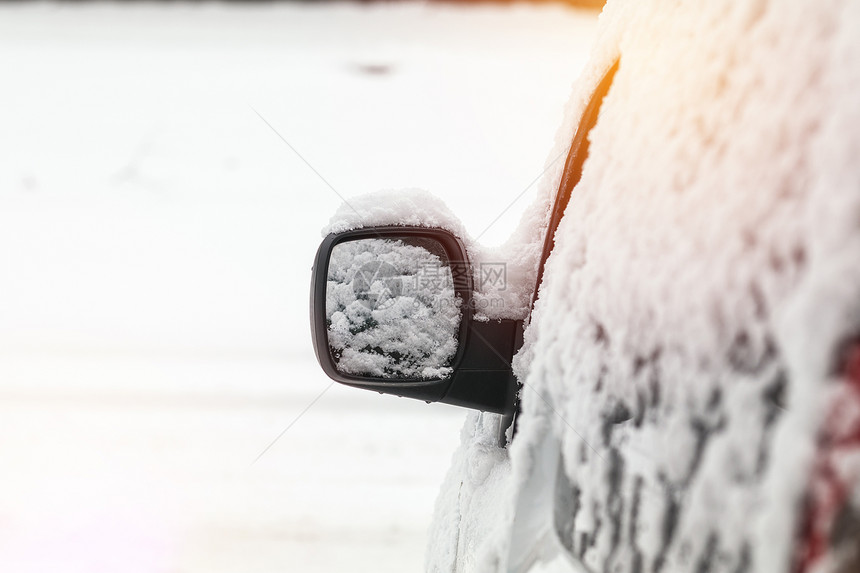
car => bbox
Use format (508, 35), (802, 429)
(310, 1), (860, 572)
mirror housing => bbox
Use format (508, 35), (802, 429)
(310, 226), (521, 416)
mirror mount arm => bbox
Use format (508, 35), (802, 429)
(439, 318), (523, 446)
(438, 318), (522, 412)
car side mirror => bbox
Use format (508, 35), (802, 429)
(310, 226), (521, 416)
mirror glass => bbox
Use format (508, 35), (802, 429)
(326, 237), (462, 380)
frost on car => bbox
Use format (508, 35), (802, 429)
(310, 0), (860, 572)
(426, 1), (860, 572)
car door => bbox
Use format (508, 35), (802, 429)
(501, 2), (860, 572)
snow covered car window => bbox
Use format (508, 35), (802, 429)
(325, 237), (462, 380)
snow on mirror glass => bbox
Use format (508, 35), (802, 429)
(326, 238), (462, 380)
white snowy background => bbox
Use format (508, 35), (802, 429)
(0, 3), (597, 572)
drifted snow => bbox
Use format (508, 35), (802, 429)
(428, 1), (860, 572)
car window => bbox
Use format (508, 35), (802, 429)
(531, 60), (619, 315)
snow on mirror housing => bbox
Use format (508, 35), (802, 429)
(311, 227), (521, 417)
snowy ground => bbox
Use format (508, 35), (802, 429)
(0, 3), (596, 571)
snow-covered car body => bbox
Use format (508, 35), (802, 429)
(311, 0), (860, 571)
(424, 1), (860, 572)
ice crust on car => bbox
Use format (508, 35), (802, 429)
(428, 1), (860, 572)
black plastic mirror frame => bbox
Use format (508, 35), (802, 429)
(311, 226), (520, 416)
